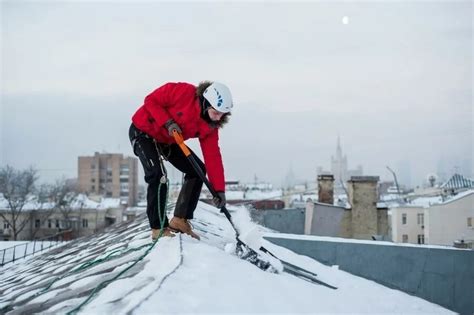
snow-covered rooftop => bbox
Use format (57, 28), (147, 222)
(436, 189), (474, 205)
(225, 190), (245, 200)
(244, 189), (283, 200)
(0, 194), (122, 211)
(390, 189), (474, 209)
(408, 195), (444, 208)
(0, 202), (453, 314)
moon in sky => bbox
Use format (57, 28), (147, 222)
(342, 16), (349, 25)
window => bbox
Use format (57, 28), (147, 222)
(82, 219), (88, 228)
(120, 165), (129, 176)
(48, 220), (52, 228)
(468, 217), (472, 228)
(91, 178), (96, 183)
(402, 234), (408, 243)
(3, 221), (9, 229)
(35, 220), (40, 228)
(417, 213), (424, 225)
(55, 220), (60, 228)
(417, 234), (425, 244)
(402, 213), (407, 225)
(91, 185), (95, 190)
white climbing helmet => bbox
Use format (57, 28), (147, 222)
(203, 82), (233, 113)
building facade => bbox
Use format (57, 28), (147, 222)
(78, 152), (139, 206)
(390, 205), (426, 244)
(391, 191), (474, 247)
(0, 199), (124, 241)
(424, 191), (474, 247)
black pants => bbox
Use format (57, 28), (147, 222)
(129, 123), (206, 229)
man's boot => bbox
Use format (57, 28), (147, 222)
(169, 217), (200, 240)
(151, 227), (176, 241)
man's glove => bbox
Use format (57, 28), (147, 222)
(213, 192), (226, 208)
(164, 119), (182, 137)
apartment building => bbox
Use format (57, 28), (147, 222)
(78, 152), (139, 206)
(391, 205), (426, 244)
(391, 190), (474, 247)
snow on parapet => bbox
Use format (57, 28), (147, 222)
(265, 233), (470, 250)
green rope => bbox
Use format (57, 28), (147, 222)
(36, 243), (152, 295)
(0, 168), (171, 315)
(66, 178), (169, 314)
(0, 239), (158, 315)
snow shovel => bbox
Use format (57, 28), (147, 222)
(171, 130), (274, 271)
(171, 131), (338, 288)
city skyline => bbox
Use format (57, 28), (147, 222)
(1, 1), (472, 189)
(26, 135), (472, 190)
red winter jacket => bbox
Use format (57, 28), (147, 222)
(132, 82), (225, 192)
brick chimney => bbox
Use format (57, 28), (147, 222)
(318, 174), (334, 205)
(348, 176), (379, 239)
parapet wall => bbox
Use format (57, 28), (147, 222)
(265, 235), (474, 315)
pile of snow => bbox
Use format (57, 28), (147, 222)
(0, 202), (454, 314)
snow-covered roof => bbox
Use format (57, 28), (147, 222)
(124, 207), (146, 215)
(0, 202), (455, 314)
(288, 193), (318, 203)
(0, 194), (121, 211)
(380, 193), (401, 202)
(225, 190), (245, 200)
(244, 189), (283, 200)
(436, 189), (474, 205)
(403, 190), (474, 208)
(408, 195), (444, 208)
(136, 200), (147, 207)
(0, 195), (55, 211)
(376, 202), (389, 208)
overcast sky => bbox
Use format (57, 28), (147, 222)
(1, 1), (472, 188)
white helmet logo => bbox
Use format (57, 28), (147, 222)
(215, 88), (223, 108)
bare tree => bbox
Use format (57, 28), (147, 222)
(49, 178), (84, 236)
(0, 165), (38, 240)
(30, 183), (61, 239)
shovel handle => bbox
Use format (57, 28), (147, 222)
(172, 130), (191, 157)
(171, 129), (236, 228)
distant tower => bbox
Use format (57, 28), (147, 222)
(284, 165), (296, 189)
(331, 136), (348, 184)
